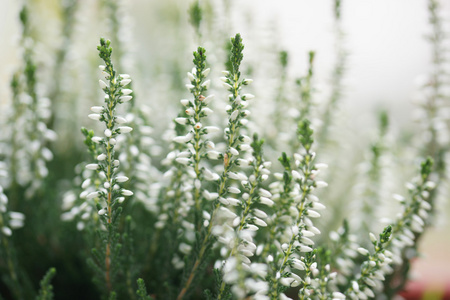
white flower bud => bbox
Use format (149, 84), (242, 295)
(173, 132), (194, 144)
(187, 72), (195, 81)
(228, 187), (241, 194)
(236, 159), (250, 167)
(253, 218), (267, 227)
(120, 95), (133, 102)
(104, 129), (112, 137)
(357, 247), (370, 256)
(202, 68), (210, 76)
(206, 151), (221, 160)
(280, 277), (295, 287)
(259, 197), (274, 207)
(247, 224), (259, 231)
(88, 114), (101, 120)
(332, 292), (346, 299)
(92, 137), (102, 143)
(97, 153), (106, 161)
(81, 179), (91, 189)
(201, 107), (213, 116)
(87, 191), (99, 199)
(204, 126), (220, 134)
(115, 176), (129, 183)
(230, 110), (239, 121)
(185, 108), (195, 116)
(242, 94), (255, 100)
(222, 82), (232, 89)
(176, 157), (191, 165)
(118, 126), (133, 133)
(175, 118), (188, 125)
(86, 164), (98, 170)
(204, 95), (214, 104)
(91, 106), (103, 113)
(369, 232), (377, 243)
(300, 245), (313, 252)
(122, 189), (133, 196)
(98, 208), (107, 215)
(99, 80), (108, 89)
(203, 169), (220, 181)
(201, 80), (211, 89)
(122, 89), (132, 95)
(259, 189), (272, 198)
(229, 147), (239, 156)
(316, 181), (328, 188)
(116, 116), (127, 124)
(120, 79), (131, 86)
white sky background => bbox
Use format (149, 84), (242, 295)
(237, 0), (449, 128)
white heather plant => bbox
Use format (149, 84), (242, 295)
(82, 38), (135, 298)
(0, 1), (448, 300)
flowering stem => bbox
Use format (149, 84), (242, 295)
(177, 33), (248, 300)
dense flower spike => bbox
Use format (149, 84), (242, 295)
(176, 33), (255, 300)
(217, 134), (271, 299)
(344, 225), (393, 299)
(267, 120), (330, 300)
(78, 38), (134, 295)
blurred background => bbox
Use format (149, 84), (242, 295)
(1, 0), (450, 298)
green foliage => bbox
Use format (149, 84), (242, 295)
(334, 0), (342, 19)
(279, 50), (288, 69)
(36, 268), (56, 300)
(297, 119), (314, 151)
(136, 279), (152, 300)
(229, 33), (244, 76)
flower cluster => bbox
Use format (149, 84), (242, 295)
(216, 135), (271, 299)
(163, 46), (215, 269)
(344, 226), (394, 299)
(83, 38), (134, 218)
(267, 120), (328, 300)
(77, 38), (134, 295)
(176, 33), (257, 300)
